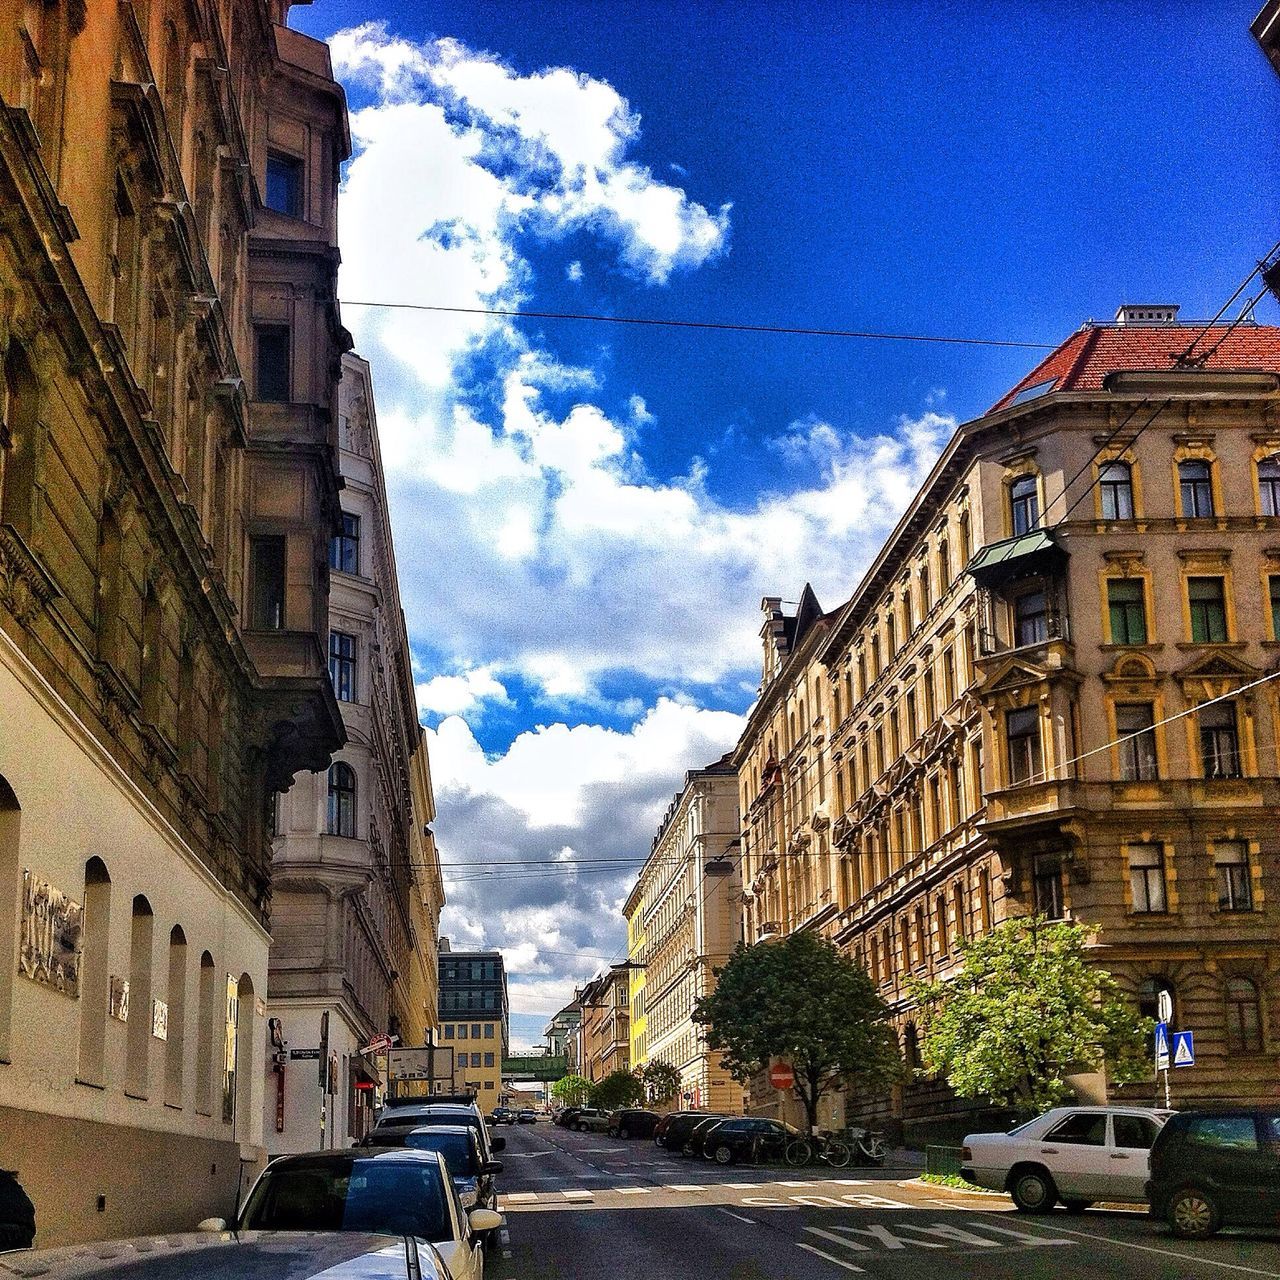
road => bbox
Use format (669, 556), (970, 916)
(488, 1119), (1279, 1280)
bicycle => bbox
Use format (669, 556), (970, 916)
(844, 1125), (888, 1167)
(783, 1135), (813, 1166)
(781, 1130), (850, 1167)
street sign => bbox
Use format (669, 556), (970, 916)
(1173, 1030), (1195, 1068)
(290, 1048), (321, 1060)
(1157, 990), (1174, 1025)
(769, 1061), (795, 1090)
(1154, 1022), (1171, 1072)
(360, 1034), (393, 1056)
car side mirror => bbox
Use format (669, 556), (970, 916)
(196, 1217), (228, 1233)
(490, 1135), (506, 1152)
(468, 1208), (503, 1236)
(482, 1160), (503, 1175)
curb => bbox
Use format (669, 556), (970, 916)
(899, 1176), (1005, 1198)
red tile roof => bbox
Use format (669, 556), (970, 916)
(990, 323), (1280, 413)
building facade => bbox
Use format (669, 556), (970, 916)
(266, 353), (442, 1153)
(439, 943), (509, 1103)
(577, 965), (630, 1084)
(622, 879), (647, 1073)
(625, 758), (743, 1112)
(740, 308), (1280, 1138)
(544, 1000), (581, 1072)
(0, 0), (349, 1244)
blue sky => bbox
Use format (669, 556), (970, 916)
(291, 1), (1279, 1044)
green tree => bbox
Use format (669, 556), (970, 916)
(693, 931), (901, 1133)
(589, 1068), (645, 1110)
(638, 1059), (681, 1105)
(550, 1073), (592, 1108)
(910, 916), (1152, 1114)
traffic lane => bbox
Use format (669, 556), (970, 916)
(492, 1122), (599, 1193)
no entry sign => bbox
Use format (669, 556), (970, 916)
(769, 1061), (795, 1090)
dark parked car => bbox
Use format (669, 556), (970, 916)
(517, 1109), (539, 1124)
(653, 1111), (725, 1151)
(609, 1109), (660, 1139)
(487, 1107), (516, 1125)
(683, 1115), (736, 1159)
(0, 1233), (454, 1280)
(699, 1117), (800, 1165)
(357, 1123), (501, 1215)
(371, 1102), (505, 1158)
(555, 1107), (584, 1129)
(1147, 1107), (1280, 1238)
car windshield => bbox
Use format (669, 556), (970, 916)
(239, 1157), (452, 1242)
(403, 1131), (480, 1176)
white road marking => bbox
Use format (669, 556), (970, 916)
(665, 1183), (709, 1191)
(827, 1223), (945, 1251)
(990, 1220), (1280, 1275)
(614, 1187), (650, 1195)
(722, 1182), (763, 1189)
(796, 1242), (866, 1273)
(504, 1193), (538, 1203)
(561, 1190), (593, 1201)
(716, 1208), (757, 1225)
(778, 1179), (816, 1187)
(830, 1178), (872, 1186)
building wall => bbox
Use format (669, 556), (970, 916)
(438, 948), (509, 1101)
(441, 1016), (505, 1103)
(0, 0), (347, 1241)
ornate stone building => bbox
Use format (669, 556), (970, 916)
(739, 308), (1280, 1139)
(0, 0), (348, 1243)
(624, 757), (743, 1112)
(267, 353), (442, 1152)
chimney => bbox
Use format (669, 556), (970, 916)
(1115, 303), (1180, 326)
(438, 936), (451, 953)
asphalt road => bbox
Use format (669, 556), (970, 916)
(487, 1119), (1280, 1280)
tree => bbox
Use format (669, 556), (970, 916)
(909, 916), (1153, 1114)
(589, 1068), (645, 1110)
(693, 931), (901, 1133)
(637, 1059), (681, 1105)
(550, 1073), (592, 1108)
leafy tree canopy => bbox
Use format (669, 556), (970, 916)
(589, 1068), (645, 1110)
(637, 1059), (681, 1104)
(910, 916), (1152, 1114)
(694, 931), (900, 1130)
(550, 1073), (592, 1107)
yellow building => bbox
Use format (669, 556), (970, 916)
(623, 881), (647, 1073)
(438, 945), (509, 1105)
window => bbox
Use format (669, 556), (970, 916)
(1099, 461), (1135, 520)
(1107, 579), (1147, 645)
(472, 1024), (481, 1038)
(327, 762), (356, 837)
(254, 325), (290, 402)
(942, 649), (956, 706)
(1112, 1115), (1158, 1150)
(1006, 706), (1042, 785)
(1032, 853), (1063, 919)
(1199, 701), (1241, 780)
(1116, 703), (1158, 781)
(1138, 977), (1175, 1024)
(329, 631), (357, 702)
(1260, 458), (1280, 516)
(1045, 1112), (1107, 1145)
(444, 1025), (454, 1039)
(484, 1052), (494, 1067)
(249, 536), (286, 630)
(484, 1024), (494, 1039)
(484, 1081), (494, 1090)
(1010, 475), (1039, 536)
(920, 564), (932, 614)
(330, 512), (360, 575)
(457, 1024), (467, 1039)
(1188, 1115), (1258, 1150)
(1271, 577), (1280, 640)
(1225, 978), (1263, 1054)
(1179, 459), (1214, 518)
(1215, 842), (1252, 912)
(938, 540), (951, 591)
(1188, 576), (1227, 643)
(265, 151), (303, 218)
(1128, 843), (1167, 913)
(1013, 589), (1048, 647)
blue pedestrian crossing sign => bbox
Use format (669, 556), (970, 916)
(1173, 1030), (1195, 1068)
(1154, 1022), (1171, 1071)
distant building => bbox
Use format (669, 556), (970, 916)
(544, 1001), (582, 1066)
(439, 942), (509, 1102)
(579, 966), (630, 1083)
(623, 758), (743, 1111)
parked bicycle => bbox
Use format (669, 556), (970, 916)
(844, 1125), (888, 1167)
(782, 1130), (852, 1168)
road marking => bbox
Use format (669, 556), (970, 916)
(796, 1242), (866, 1273)
(504, 1193), (538, 1203)
(993, 1220), (1280, 1275)
(778, 1179), (816, 1187)
(722, 1182), (763, 1189)
(665, 1183), (709, 1191)
(716, 1208), (757, 1225)
(561, 1190), (593, 1201)
(614, 1186), (650, 1195)
(830, 1178), (873, 1186)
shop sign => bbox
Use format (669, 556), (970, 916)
(109, 976), (129, 1021)
(19, 870), (82, 999)
(152, 998), (168, 1041)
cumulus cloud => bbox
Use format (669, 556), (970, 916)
(416, 667), (511, 718)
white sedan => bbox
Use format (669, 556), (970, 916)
(962, 1105), (1172, 1213)
(200, 1148), (503, 1280)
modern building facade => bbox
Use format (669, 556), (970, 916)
(266, 353), (443, 1153)
(625, 758), (743, 1112)
(0, 0), (349, 1244)
(438, 942), (509, 1102)
(739, 308), (1280, 1138)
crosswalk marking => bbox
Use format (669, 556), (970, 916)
(615, 1187), (650, 1195)
(561, 1190), (594, 1201)
(504, 1193), (538, 1203)
(665, 1183), (708, 1191)
(778, 1180), (816, 1187)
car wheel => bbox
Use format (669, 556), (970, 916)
(1169, 1187), (1220, 1239)
(1062, 1200), (1092, 1215)
(619, 1127), (630, 1140)
(712, 1143), (735, 1165)
(1009, 1165), (1057, 1214)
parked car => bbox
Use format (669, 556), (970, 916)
(554, 1107), (583, 1129)
(699, 1117), (799, 1165)
(608, 1109), (660, 1139)
(569, 1107), (610, 1133)
(200, 1149), (502, 1280)
(358, 1124), (501, 1216)
(683, 1114), (736, 1159)
(962, 1105), (1172, 1213)
(371, 1103), (505, 1158)
(1147, 1107), (1280, 1238)
(0, 1232), (455, 1280)
(516, 1109), (539, 1124)
(653, 1111), (725, 1151)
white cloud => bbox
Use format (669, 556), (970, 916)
(416, 667), (511, 717)
(565, 260), (583, 283)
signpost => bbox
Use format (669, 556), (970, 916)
(1155, 1007), (1195, 1106)
(769, 1061), (795, 1091)
(1173, 1031), (1195, 1068)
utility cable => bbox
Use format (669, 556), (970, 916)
(1175, 237), (1280, 365)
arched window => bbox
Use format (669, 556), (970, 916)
(164, 925), (187, 1108)
(1225, 977), (1263, 1054)
(1137, 976), (1176, 1025)
(125, 896), (154, 1098)
(232, 973), (256, 1139)
(1099, 461), (1135, 520)
(1010, 475), (1039, 535)
(195, 951), (215, 1115)
(904, 1022), (921, 1073)
(1179, 459), (1214, 518)
(0, 775), (20, 1062)
(77, 857), (112, 1086)
(327, 762), (357, 837)
(1, 343), (40, 538)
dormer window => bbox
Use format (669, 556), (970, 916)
(1009, 475), (1039, 536)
